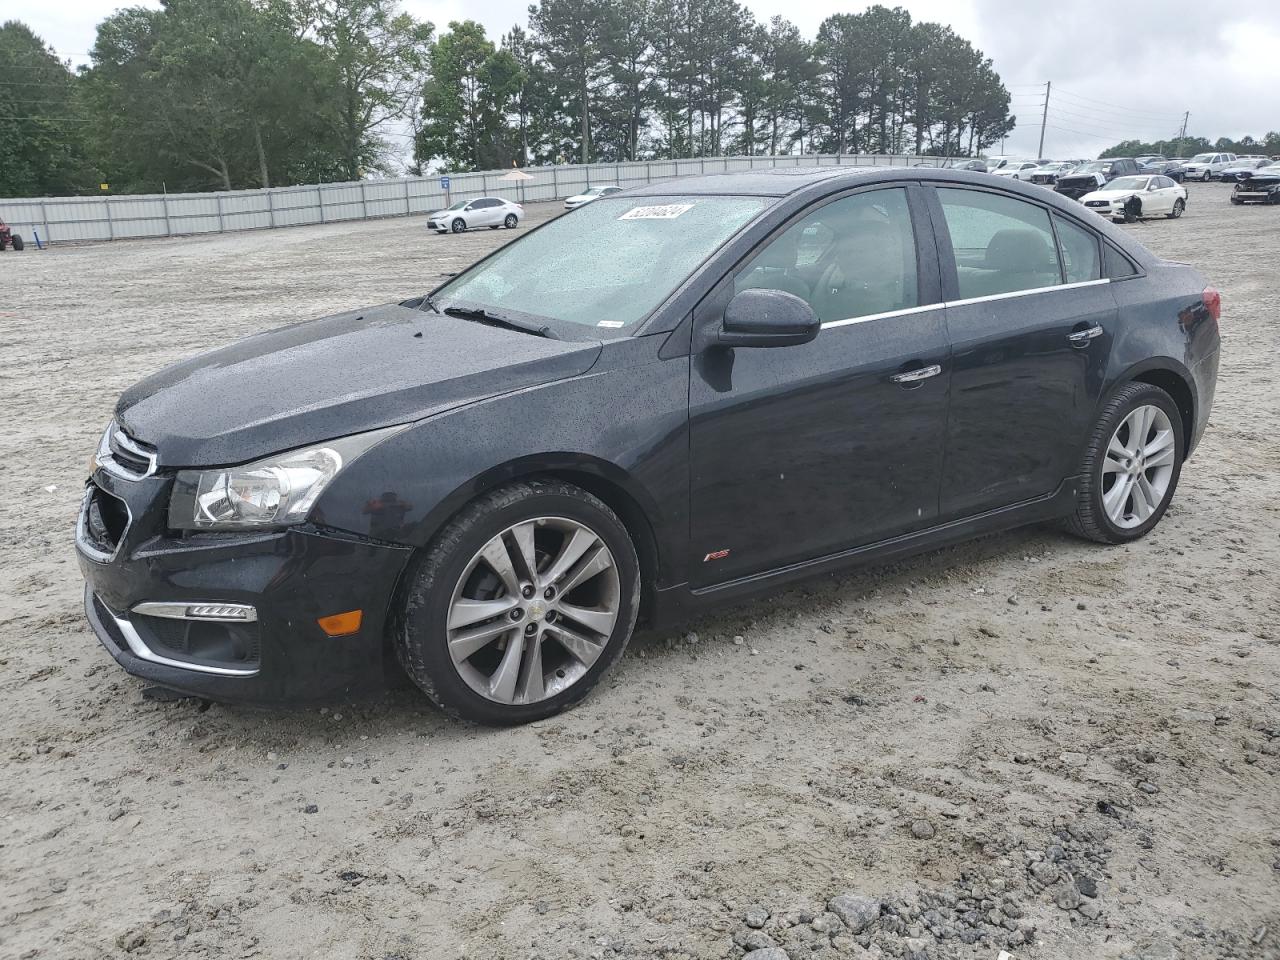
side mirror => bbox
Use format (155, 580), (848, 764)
(719, 288), (820, 348)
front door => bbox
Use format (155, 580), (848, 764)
(688, 186), (951, 588)
(928, 185), (1117, 520)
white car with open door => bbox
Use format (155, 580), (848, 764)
(1079, 175), (1187, 222)
(427, 197), (523, 234)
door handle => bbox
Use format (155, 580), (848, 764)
(890, 363), (942, 384)
(1068, 324), (1104, 345)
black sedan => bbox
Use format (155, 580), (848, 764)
(78, 168), (1222, 724)
(1140, 160), (1188, 182)
(1231, 167), (1280, 204)
(1218, 159), (1275, 184)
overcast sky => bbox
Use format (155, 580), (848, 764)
(18, 0), (1280, 162)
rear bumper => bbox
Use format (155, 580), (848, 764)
(77, 497), (414, 703)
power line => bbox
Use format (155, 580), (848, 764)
(1051, 87), (1184, 121)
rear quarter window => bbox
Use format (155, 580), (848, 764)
(1104, 244), (1138, 279)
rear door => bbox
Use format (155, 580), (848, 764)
(927, 184), (1118, 520)
(688, 184), (950, 586)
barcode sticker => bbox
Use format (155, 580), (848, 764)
(618, 203), (694, 220)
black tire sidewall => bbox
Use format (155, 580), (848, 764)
(1086, 385), (1185, 542)
(504, 215), (517, 228)
(399, 483), (641, 725)
(451, 218), (465, 233)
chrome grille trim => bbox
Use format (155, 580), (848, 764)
(100, 424), (158, 481)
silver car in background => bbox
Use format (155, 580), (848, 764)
(563, 185), (624, 210)
(427, 197), (523, 234)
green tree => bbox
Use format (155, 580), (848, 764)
(308, 0), (432, 179)
(0, 21), (97, 196)
(529, 0), (611, 164)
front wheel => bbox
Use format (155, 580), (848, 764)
(504, 214), (518, 228)
(10, 234), (23, 251)
(395, 479), (641, 725)
(450, 217), (466, 234)
(1168, 198), (1185, 219)
(1066, 382), (1184, 544)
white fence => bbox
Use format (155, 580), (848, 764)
(0, 154), (944, 245)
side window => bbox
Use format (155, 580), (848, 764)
(1104, 244), (1138, 279)
(936, 187), (1061, 298)
(734, 188), (919, 323)
(477, 198), (500, 208)
(1053, 215), (1101, 284)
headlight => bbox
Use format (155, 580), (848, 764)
(168, 425), (402, 531)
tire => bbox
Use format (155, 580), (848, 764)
(1065, 382), (1185, 545)
(1168, 198), (1185, 219)
(451, 218), (466, 234)
(11, 234), (23, 251)
(1231, 196), (1244, 206)
(503, 214), (518, 229)
(395, 478), (641, 725)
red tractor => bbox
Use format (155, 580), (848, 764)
(0, 218), (25, 251)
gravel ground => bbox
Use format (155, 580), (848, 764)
(1, 184), (1277, 960)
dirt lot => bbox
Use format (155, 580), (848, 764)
(1, 183), (1277, 960)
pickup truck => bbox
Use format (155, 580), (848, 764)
(1054, 158), (1143, 200)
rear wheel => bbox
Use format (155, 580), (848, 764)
(451, 218), (465, 234)
(395, 479), (641, 725)
(1066, 382), (1184, 544)
(504, 214), (518, 228)
(11, 233), (23, 250)
(1168, 198), (1185, 219)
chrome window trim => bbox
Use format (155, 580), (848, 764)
(943, 277), (1111, 310)
(819, 278), (1111, 330)
(822, 303), (941, 329)
(103, 602), (260, 678)
(133, 601), (258, 623)
(75, 484), (130, 564)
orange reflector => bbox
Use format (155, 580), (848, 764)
(317, 609), (363, 637)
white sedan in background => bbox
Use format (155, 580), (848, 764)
(564, 185), (624, 209)
(427, 197), (523, 234)
(992, 160), (1043, 181)
(1079, 175), (1187, 222)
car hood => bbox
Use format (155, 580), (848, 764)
(1081, 189), (1135, 201)
(116, 303), (603, 467)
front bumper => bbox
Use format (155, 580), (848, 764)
(76, 468), (413, 703)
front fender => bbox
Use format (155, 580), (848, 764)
(310, 334), (691, 585)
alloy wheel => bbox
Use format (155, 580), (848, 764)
(445, 516), (621, 704)
(1101, 404), (1177, 529)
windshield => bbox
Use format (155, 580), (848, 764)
(1189, 153), (1215, 163)
(435, 195), (769, 333)
(1078, 162), (1111, 173)
(444, 199), (469, 211)
(1106, 177), (1149, 191)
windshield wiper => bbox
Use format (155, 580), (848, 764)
(442, 305), (559, 339)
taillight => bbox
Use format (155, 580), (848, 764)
(1203, 286), (1221, 324)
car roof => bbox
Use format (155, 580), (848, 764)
(626, 165), (866, 197)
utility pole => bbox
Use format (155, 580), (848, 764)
(1176, 111), (1190, 157)
(1037, 81), (1051, 159)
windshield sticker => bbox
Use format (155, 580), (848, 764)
(618, 203), (694, 221)
(597, 320), (625, 328)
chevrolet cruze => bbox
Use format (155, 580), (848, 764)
(77, 167), (1221, 725)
